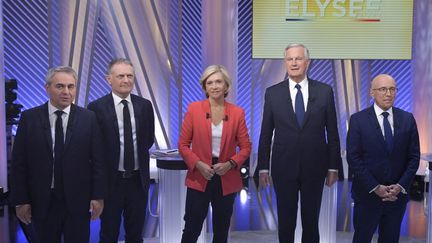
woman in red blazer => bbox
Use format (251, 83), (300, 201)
(179, 65), (251, 243)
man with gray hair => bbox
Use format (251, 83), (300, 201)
(258, 44), (342, 242)
(11, 66), (106, 243)
(88, 58), (155, 243)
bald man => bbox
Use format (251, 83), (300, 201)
(347, 74), (420, 242)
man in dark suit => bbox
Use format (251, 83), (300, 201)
(88, 58), (155, 243)
(257, 43), (342, 243)
(10, 66), (106, 243)
(347, 74), (420, 243)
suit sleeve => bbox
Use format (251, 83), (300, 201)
(347, 114), (380, 191)
(89, 112), (107, 200)
(231, 109), (251, 167)
(325, 88), (342, 170)
(257, 89), (274, 171)
(10, 112), (30, 206)
(146, 101), (155, 150)
(178, 105), (201, 170)
(398, 114), (420, 190)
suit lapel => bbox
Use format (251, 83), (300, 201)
(64, 104), (77, 151)
(392, 108), (401, 151)
(220, 102), (230, 156)
(280, 80), (298, 129)
(41, 103), (53, 156)
(202, 100), (212, 149)
(131, 95), (141, 136)
(302, 79), (317, 129)
(106, 94), (120, 141)
(367, 106), (388, 151)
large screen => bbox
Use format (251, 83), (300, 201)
(252, 0), (413, 59)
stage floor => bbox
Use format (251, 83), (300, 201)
(1, 179), (427, 243)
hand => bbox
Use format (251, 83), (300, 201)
(388, 184), (402, 196)
(325, 171), (338, 187)
(213, 162), (231, 176)
(89, 200), (104, 220)
(373, 184), (397, 201)
(259, 172), (271, 188)
(16, 204), (32, 225)
(195, 161), (215, 180)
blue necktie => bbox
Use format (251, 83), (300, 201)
(295, 84), (305, 126)
(382, 112), (393, 152)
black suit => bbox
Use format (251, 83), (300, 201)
(11, 103), (106, 242)
(88, 93), (154, 243)
(258, 79), (342, 243)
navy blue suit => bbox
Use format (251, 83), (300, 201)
(258, 79), (342, 243)
(88, 93), (154, 243)
(11, 103), (106, 242)
(347, 106), (420, 242)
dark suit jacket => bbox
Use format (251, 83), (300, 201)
(10, 103), (106, 219)
(257, 79), (342, 181)
(87, 93), (155, 194)
(347, 106), (420, 204)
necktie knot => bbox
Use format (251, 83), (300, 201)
(382, 111), (389, 118)
(295, 84), (301, 90)
(55, 110), (63, 118)
(121, 100), (128, 106)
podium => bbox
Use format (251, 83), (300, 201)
(156, 155), (206, 243)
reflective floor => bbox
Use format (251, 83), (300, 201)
(0, 179), (427, 243)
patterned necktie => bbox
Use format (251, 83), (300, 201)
(382, 112), (393, 152)
(54, 110), (64, 196)
(295, 84), (305, 126)
(121, 100), (134, 171)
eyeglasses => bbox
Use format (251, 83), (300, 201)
(372, 87), (398, 94)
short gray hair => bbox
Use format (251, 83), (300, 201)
(45, 66), (77, 85)
(284, 43), (310, 59)
(106, 58), (134, 75)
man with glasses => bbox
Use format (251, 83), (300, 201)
(347, 74), (420, 242)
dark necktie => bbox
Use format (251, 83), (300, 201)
(295, 84), (305, 126)
(54, 110), (64, 196)
(382, 112), (393, 152)
(122, 100), (134, 171)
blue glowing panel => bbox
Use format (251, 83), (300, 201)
(86, 16), (113, 104)
(168, 0), (181, 146)
(3, 0), (49, 110)
(181, 0), (203, 114)
(237, 0), (253, 134)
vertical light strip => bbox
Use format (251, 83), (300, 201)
(0, 0), (7, 192)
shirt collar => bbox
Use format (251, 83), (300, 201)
(111, 92), (132, 105)
(373, 103), (393, 117)
(48, 101), (71, 115)
(289, 77), (308, 90)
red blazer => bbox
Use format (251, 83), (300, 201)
(179, 100), (251, 195)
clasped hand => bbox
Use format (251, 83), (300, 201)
(374, 184), (401, 201)
(196, 161), (231, 180)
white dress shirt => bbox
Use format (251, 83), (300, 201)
(112, 93), (139, 171)
(48, 101), (70, 188)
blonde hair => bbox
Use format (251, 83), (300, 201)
(199, 65), (232, 98)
